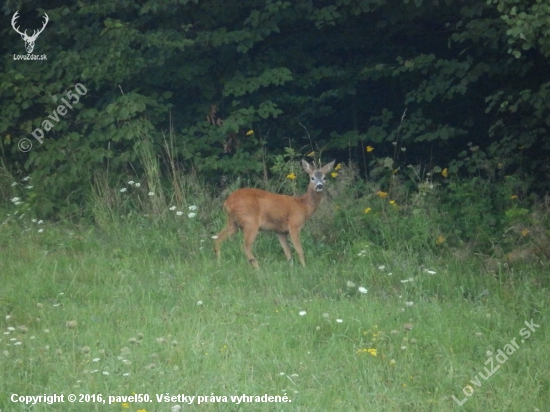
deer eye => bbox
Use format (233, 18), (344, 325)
(311, 177), (314, 181)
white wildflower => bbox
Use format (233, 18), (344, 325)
(120, 188), (127, 193)
(358, 286), (368, 294)
(148, 191), (154, 196)
(169, 206), (176, 211)
(188, 212), (196, 218)
(299, 311), (306, 316)
(188, 205), (198, 211)
(346, 281), (356, 288)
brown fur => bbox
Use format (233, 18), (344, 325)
(214, 160), (335, 268)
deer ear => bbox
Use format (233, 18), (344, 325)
(321, 160), (336, 174)
(301, 159), (313, 173)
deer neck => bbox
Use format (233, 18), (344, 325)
(299, 185), (325, 218)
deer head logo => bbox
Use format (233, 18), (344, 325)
(11, 11), (49, 54)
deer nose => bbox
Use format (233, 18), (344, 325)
(316, 183), (323, 191)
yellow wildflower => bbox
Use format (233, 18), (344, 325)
(364, 207), (372, 214)
(389, 200), (396, 205)
(366, 146), (374, 153)
(356, 347), (376, 356)
(436, 236), (445, 245)
(390, 359), (396, 366)
(286, 173), (296, 180)
(306, 151), (316, 158)
(122, 403), (130, 409)
(246, 130), (254, 136)
(521, 229), (529, 237)
(331, 172), (338, 178)
(441, 168), (448, 178)
(510, 195), (518, 200)
(335, 163), (342, 171)
(377, 191), (388, 198)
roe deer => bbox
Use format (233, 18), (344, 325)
(214, 159), (335, 268)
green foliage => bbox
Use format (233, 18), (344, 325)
(0, 0), (548, 219)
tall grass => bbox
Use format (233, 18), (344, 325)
(1, 150), (549, 411)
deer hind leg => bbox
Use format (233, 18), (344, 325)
(242, 225), (260, 268)
(289, 228), (306, 267)
(277, 233), (293, 261)
(214, 218), (238, 260)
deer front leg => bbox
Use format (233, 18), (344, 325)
(277, 233), (293, 261)
(289, 229), (306, 267)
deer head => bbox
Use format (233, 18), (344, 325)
(12, 11), (49, 54)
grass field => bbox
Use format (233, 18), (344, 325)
(1, 211), (548, 412)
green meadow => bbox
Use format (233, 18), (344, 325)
(1, 167), (549, 411)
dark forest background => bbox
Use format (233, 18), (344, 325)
(1, 0), (549, 218)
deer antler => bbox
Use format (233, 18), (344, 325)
(11, 11), (49, 54)
(29, 12), (49, 41)
(11, 11), (26, 37)
(11, 11), (49, 39)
